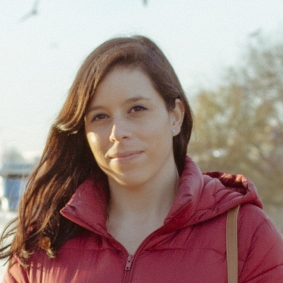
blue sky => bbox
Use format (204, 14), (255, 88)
(0, 0), (283, 157)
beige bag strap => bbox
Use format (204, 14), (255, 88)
(226, 205), (240, 283)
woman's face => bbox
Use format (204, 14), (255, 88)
(84, 66), (183, 187)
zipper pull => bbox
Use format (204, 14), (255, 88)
(125, 254), (134, 271)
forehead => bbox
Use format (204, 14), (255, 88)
(90, 66), (162, 105)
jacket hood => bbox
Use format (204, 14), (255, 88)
(163, 157), (262, 231)
(61, 156), (263, 235)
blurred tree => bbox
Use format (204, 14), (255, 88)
(190, 36), (283, 205)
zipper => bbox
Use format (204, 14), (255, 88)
(123, 254), (134, 283)
(125, 254), (134, 271)
(121, 214), (185, 283)
(121, 227), (164, 283)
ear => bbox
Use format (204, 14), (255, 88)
(170, 98), (185, 136)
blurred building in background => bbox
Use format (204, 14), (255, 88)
(0, 147), (39, 211)
(0, 161), (35, 211)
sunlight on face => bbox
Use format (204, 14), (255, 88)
(84, 67), (181, 187)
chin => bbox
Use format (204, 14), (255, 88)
(108, 171), (149, 188)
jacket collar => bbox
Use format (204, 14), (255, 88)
(60, 177), (110, 237)
(60, 156), (262, 234)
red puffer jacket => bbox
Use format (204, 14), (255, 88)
(3, 157), (283, 282)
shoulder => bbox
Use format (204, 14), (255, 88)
(237, 204), (283, 282)
(238, 203), (269, 229)
(238, 203), (281, 244)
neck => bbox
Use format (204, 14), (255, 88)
(106, 160), (180, 254)
(107, 165), (179, 225)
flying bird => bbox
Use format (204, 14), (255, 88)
(249, 29), (262, 38)
(20, 0), (41, 22)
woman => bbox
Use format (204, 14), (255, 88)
(1, 35), (283, 282)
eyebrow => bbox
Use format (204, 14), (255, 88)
(86, 95), (151, 113)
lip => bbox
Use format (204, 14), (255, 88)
(108, 151), (143, 162)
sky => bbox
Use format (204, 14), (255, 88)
(0, 0), (283, 159)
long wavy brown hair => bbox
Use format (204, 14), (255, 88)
(0, 35), (193, 263)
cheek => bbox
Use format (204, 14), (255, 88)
(86, 132), (96, 143)
(148, 115), (172, 138)
(86, 132), (105, 157)
(142, 121), (173, 154)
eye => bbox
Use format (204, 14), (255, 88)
(129, 105), (147, 113)
(91, 113), (108, 122)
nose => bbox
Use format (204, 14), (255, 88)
(109, 118), (131, 142)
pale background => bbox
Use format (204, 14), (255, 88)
(1, 0), (283, 158)
(1, 0), (283, 278)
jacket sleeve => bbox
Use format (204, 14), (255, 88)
(2, 258), (29, 283)
(238, 204), (283, 282)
